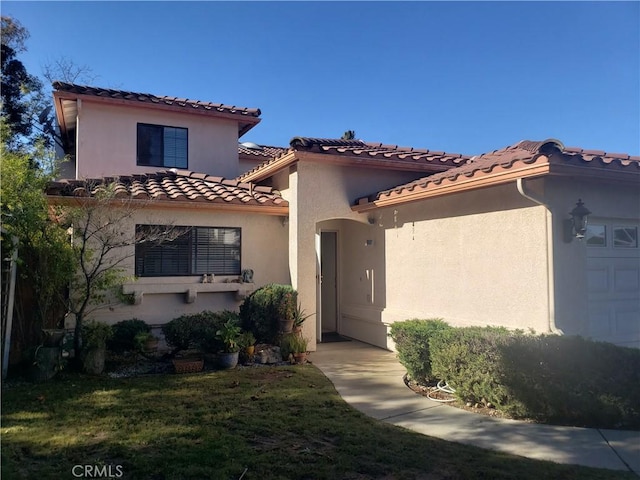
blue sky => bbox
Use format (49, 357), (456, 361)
(4, 1), (639, 155)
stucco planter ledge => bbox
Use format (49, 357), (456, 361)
(122, 282), (255, 305)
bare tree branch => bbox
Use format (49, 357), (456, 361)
(61, 179), (182, 359)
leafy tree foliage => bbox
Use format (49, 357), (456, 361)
(341, 130), (356, 140)
(1, 119), (74, 362)
(0, 16), (44, 148)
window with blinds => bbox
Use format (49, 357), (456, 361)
(137, 123), (188, 168)
(135, 225), (241, 276)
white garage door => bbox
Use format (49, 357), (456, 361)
(586, 221), (640, 348)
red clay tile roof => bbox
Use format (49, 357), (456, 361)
(238, 137), (471, 182)
(53, 82), (262, 118)
(354, 139), (640, 210)
(53, 82), (261, 145)
(288, 137), (470, 164)
(46, 170), (288, 211)
(238, 143), (288, 159)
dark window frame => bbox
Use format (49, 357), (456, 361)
(136, 123), (188, 168)
(135, 225), (241, 277)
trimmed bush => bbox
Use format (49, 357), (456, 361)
(429, 326), (514, 409)
(239, 284), (297, 344)
(427, 326), (640, 429)
(162, 311), (241, 355)
(498, 335), (640, 428)
(108, 319), (151, 353)
(389, 318), (452, 384)
(162, 314), (205, 354)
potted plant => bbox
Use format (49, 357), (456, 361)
(280, 333), (309, 364)
(291, 335), (309, 364)
(133, 331), (159, 354)
(239, 331), (256, 356)
(216, 320), (242, 369)
(277, 291), (297, 334)
(163, 314), (205, 373)
(81, 321), (113, 374)
(30, 328), (67, 381)
(292, 302), (314, 335)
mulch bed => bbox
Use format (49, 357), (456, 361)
(105, 347), (295, 379)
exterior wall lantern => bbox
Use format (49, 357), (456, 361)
(563, 199), (591, 243)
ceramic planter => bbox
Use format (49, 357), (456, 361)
(218, 351), (239, 369)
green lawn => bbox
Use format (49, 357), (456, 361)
(1, 365), (634, 480)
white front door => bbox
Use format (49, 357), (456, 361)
(586, 221), (640, 348)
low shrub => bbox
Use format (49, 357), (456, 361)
(429, 325), (514, 408)
(108, 319), (151, 353)
(162, 314), (205, 354)
(498, 335), (640, 428)
(239, 284), (297, 344)
(389, 318), (452, 384)
(81, 321), (113, 350)
(162, 311), (242, 355)
(426, 326), (640, 429)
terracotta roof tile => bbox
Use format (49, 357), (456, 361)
(238, 143), (288, 159)
(357, 139), (640, 208)
(53, 81), (261, 118)
(238, 137), (471, 182)
(292, 138), (469, 163)
(47, 170), (288, 209)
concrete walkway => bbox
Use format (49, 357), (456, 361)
(310, 340), (640, 475)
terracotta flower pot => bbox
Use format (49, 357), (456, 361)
(293, 352), (307, 365)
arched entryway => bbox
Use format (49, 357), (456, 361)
(316, 219), (389, 348)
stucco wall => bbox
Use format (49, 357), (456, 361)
(75, 101), (240, 179)
(285, 161), (421, 349)
(380, 184), (551, 337)
(83, 206), (289, 326)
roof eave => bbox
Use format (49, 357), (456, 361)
(239, 151), (298, 182)
(52, 90), (261, 136)
(352, 158), (552, 213)
(46, 194), (289, 216)
(239, 148), (456, 183)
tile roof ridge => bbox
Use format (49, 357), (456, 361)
(289, 137), (368, 149)
(514, 138), (564, 154)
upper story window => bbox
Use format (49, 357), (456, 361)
(137, 123), (188, 168)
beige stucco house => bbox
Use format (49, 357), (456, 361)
(48, 82), (640, 350)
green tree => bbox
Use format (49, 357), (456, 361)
(1, 120), (74, 348)
(341, 130), (356, 140)
(0, 16), (46, 149)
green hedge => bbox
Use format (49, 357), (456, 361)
(388, 319), (452, 384)
(429, 326), (515, 411)
(497, 335), (640, 428)
(393, 319), (640, 429)
(239, 284), (297, 344)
